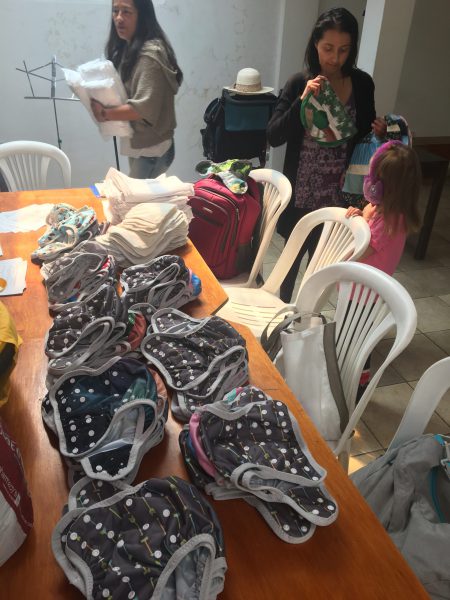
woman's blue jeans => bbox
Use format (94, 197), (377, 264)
(128, 140), (175, 179)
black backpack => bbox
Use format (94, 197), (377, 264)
(200, 89), (277, 166)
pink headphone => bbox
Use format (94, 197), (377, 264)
(363, 140), (404, 205)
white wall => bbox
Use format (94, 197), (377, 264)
(359, 0), (416, 117)
(1, 0), (448, 191)
(395, 0), (450, 137)
(318, 0), (366, 39)
(0, 0), (283, 186)
(270, 0), (318, 173)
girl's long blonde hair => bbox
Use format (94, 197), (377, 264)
(376, 143), (422, 235)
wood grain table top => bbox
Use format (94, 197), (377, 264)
(0, 188), (428, 599)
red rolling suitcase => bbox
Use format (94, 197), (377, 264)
(188, 175), (261, 279)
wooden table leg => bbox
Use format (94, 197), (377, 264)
(414, 162), (448, 259)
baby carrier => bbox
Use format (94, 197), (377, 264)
(201, 89), (277, 166)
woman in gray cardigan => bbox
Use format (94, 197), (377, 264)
(91, 0), (183, 178)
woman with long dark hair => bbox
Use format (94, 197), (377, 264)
(267, 7), (386, 302)
(91, 0), (183, 178)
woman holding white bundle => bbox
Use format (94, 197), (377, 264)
(91, 0), (183, 178)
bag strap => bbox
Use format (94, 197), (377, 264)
(322, 321), (349, 434)
(260, 306), (326, 361)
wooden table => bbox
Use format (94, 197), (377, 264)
(0, 189), (428, 599)
(413, 146), (449, 259)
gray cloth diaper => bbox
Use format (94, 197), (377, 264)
(179, 429), (316, 544)
(121, 255), (202, 313)
(52, 476), (227, 600)
(198, 391), (338, 526)
(45, 284), (131, 379)
(179, 386), (338, 542)
(141, 309), (248, 421)
(42, 240), (117, 309)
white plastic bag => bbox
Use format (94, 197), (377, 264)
(261, 309), (348, 445)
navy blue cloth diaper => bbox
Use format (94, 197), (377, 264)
(43, 357), (168, 481)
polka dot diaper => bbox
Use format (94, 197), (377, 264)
(52, 476), (227, 600)
(42, 240), (117, 308)
(198, 388), (338, 526)
(120, 255), (202, 313)
(179, 386), (338, 542)
(44, 357), (168, 481)
(45, 284), (131, 380)
(141, 309), (248, 421)
(179, 428), (316, 544)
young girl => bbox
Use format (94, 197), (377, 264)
(346, 140), (422, 274)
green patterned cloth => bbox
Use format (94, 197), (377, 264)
(300, 79), (357, 148)
(195, 159), (254, 194)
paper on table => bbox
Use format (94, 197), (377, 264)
(0, 204), (54, 233)
(0, 258), (27, 296)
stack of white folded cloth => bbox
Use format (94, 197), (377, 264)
(97, 168), (194, 225)
(95, 202), (189, 267)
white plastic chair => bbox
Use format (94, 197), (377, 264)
(218, 207), (371, 338)
(387, 357), (450, 451)
(295, 262), (417, 469)
(219, 168), (292, 287)
(0, 141), (71, 191)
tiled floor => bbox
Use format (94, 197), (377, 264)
(263, 178), (450, 473)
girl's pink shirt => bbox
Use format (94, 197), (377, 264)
(361, 212), (406, 275)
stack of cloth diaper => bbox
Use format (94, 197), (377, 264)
(95, 203), (189, 268)
(179, 386), (338, 544)
(44, 285), (146, 384)
(52, 475), (227, 600)
(97, 168), (194, 225)
(141, 309), (249, 422)
(120, 255), (202, 314)
(42, 357), (168, 483)
(41, 240), (117, 310)
(31, 204), (100, 263)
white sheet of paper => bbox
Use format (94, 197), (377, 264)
(0, 204), (54, 233)
(0, 258), (27, 296)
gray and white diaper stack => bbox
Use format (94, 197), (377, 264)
(141, 308), (249, 422)
(180, 386), (338, 544)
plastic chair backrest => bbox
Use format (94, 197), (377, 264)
(244, 168), (292, 287)
(262, 207), (371, 299)
(0, 141), (71, 191)
(296, 262), (417, 461)
(388, 357), (450, 451)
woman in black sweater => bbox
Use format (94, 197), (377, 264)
(267, 7), (385, 302)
